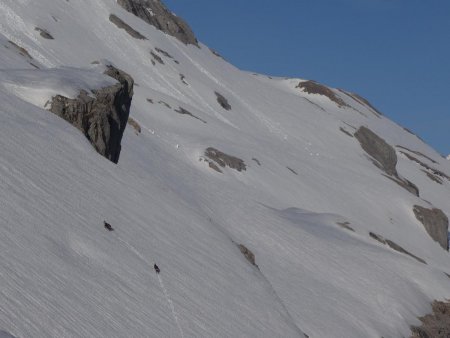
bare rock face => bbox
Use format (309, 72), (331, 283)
(238, 244), (257, 267)
(411, 301), (450, 338)
(413, 206), (449, 251)
(369, 232), (426, 264)
(35, 27), (54, 40)
(109, 14), (147, 40)
(355, 126), (398, 176)
(204, 147), (246, 172)
(296, 80), (348, 108)
(117, 0), (198, 46)
(49, 65), (134, 163)
(215, 91), (231, 111)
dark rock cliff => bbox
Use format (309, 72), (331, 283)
(413, 205), (449, 251)
(49, 65), (134, 163)
(355, 126), (398, 176)
(117, 0), (198, 46)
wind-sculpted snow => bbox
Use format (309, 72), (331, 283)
(0, 0), (450, 337)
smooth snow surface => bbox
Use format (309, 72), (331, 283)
(0, 0), (450, 337)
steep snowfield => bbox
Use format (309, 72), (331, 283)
(0, 1), (450, 337)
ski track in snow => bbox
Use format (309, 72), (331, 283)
(116, 235), (185, 338)
(158, 274), (185, 338)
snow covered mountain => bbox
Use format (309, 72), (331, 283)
(0, 1), (450, 337)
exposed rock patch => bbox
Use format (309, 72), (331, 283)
(158, 100), (171, 109)
(238, 244), (257, 267)
(210, 48), (224, 59)
(127, 117), (141, 134)
(204, 147), (246, 172)
(421, 170), (443, 184)
(399, 150), (449, 182)
(340, 127), (353, 138)
(287, 167), (298, 175)
(369, 232), (426, 264)
(155, 47), (173, 59)
(150, 51), (164, 64)
(174, 107), (206, 124)
(180, 74), (188, 85)
(215, 91), (231, 111)
(109, 14), (147, 40)
(35, 27), (54, 39)
(117, 0), (198, 46)
(413, 206), (449, 251)
(355, 126), (397, 176)
(351, 93), (383, 116)
(303, 97), (326, 112)
(49, 65), (134, 163)
(354, 127), (422, 196)
(382, 174), (420, 197)
(252, 158), (261, 166)
(411, 301), (450, 338)
(397, 145), (438, 164)
(336, 89), (368, 117)
(337, 221), (355, 232)
(339, 89), (382, 118)
(296, 81), (348, 108)
(8, 41), (33, 59)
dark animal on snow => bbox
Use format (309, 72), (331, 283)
(104, 221), (114, 231)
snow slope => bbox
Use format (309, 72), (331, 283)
(0, 0), (449, 337)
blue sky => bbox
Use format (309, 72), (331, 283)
(164, 0), (449, 156)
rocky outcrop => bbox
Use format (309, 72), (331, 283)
(369, 232), (426, 264)
(383, 174), (420, 197)
(204, 147), (246, 172)
(399, 149), (449, 182)
(174, 107), (206, 124)
(8, 41), (33, 59)
(355, 126), (422, 196)
(215, 91), (231, 111)
(238, 244), (257, 267)
(413, 206), (449, 250)
(109, 14), (147, 40)
(296, 81), (348, 108)
(339, 89), (382, 118)
(337, 221), (354, 232)
(396, 145), (438, 164)
(35, 27), (54, 40)
(117, 0), (198, 46)
(49, 65), (134, 163)
(411, 301), (450, 338)
(127, 117), (141, 134)
(355, 126), (398, 176)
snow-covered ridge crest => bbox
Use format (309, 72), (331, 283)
(0, 66), (117, 108)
